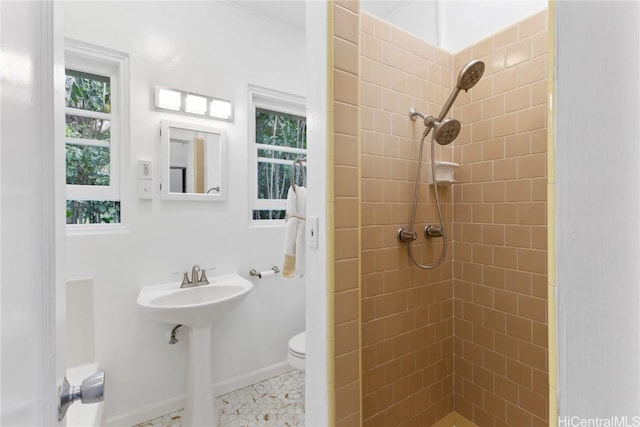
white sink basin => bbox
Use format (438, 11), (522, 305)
(137, 273), (254, 426)
(136, 273), (253, 327)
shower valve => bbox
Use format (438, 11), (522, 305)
(424, 225), (444, 238)
(397, 228), (418, 243)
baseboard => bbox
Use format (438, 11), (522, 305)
(106, 361), (294, 426)
(432, 411), (478, 427)
(211, 361), (292, 397)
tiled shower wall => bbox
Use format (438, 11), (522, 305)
(450, 11), (549, 427)
(332, 1), (362, 426)
(357, 8), (549, 427)
(360, 11), (456, 426)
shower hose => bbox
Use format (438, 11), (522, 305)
(407, 127), (448, 269)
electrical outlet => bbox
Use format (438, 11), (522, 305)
(139, 160), (152, 180)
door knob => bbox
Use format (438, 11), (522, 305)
(58, 370), (105, 421)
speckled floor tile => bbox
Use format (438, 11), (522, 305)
(132, 369), (305, 427)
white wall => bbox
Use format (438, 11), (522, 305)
(361, 0), (440, 46)
(363, 0), (547, 53)
(556, 0), (640, 420)
(63, 2), (306, 422)
(440, 0), (547, 52)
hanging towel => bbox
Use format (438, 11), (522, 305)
(283, 186), (306, 278)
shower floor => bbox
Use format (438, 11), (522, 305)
(133, 369), (305, 427)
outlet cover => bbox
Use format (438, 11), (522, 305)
(138, 160), (152, 180)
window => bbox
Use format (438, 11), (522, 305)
(64, 41), (128, 227)
(249, 87), (306, 222)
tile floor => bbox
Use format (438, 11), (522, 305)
(133, 369), (305, 427)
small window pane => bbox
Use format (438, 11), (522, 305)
(253, 210), (286, 220)
(66, 144), (110, 185)
(256, 108), (306, 149)
(66, 115), (111, 141)
(65, 69), (111, 113)
(257, 161), (306, 200)
(66, 200), (120, 224)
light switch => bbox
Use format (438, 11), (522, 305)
(138, 180), (153, 200)
(308, 216), (319, 248)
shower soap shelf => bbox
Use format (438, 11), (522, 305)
(428, 161), (459, 186)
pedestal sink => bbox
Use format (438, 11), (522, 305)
(137, 273), (253, 427)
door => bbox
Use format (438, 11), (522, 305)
(1, 1), (65, 425)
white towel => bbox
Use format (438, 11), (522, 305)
(283, 185), (306, 278)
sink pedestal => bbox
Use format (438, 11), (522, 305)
(184, 325), (215, 427)
(136, 274), (254, 427)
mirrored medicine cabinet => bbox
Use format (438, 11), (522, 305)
(160, 120), (228, 201)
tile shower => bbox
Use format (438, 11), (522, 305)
(353, 6), (548, 427)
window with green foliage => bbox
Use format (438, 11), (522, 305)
(250, 88), (306, 222)
(65, 47), (124, 226)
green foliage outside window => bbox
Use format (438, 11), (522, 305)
(254, 108), (306, 221)
(66, 200), (120, 224)
(65, 69), (120, 224)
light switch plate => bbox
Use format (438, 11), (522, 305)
(308, 216), (319, 248)
(138, 180), (153, 199)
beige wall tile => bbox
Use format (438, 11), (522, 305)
(518, 202), (546, 225)
(494, 112), (518, 138)
(334, 4), (359, 43)
(494, 67), (518, 95)
(473, 37), (494, 59)
(518, 105), (546, 132)
(506, 179), (532, 202)
(506, 39), (531, 68)
(335, 101), (359, 136)
(518, 153), (546, 178)
(494, 25), (518, 49)
(483, 94), (506, 119)
(335, 197), (359, 229)
(531, 31), (548, 58)
(335, 37), (359, 75)
(335, 69), (359, 105)
(506, 86), (531, 113)
(518, 56), (546, 86)
(519, 10), (547, 40)
(505, 133), (531, 157)
(494, 158), (517, 181)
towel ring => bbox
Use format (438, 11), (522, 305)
(290, 158), (307, 193)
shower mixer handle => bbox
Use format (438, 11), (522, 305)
(425, 225), (444, 238)
(397, 228), (418, 243)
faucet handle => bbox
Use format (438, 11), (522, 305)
(181, 272), (191, 286)
(198, 267), (215, 284)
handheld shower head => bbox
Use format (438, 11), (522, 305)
(457, 59), (485, 91)
(434, 118), (461, 145)
(437, 59), (485, 121)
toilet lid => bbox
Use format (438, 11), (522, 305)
(288, 331), (306, 356)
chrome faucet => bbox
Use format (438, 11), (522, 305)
(180, 264), (211, 288)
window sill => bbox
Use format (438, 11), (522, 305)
(66, 223), (130, 237)
(249, 219), (286, 229)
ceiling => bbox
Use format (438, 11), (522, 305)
(223, 0), (307, 31)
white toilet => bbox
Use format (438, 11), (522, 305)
(287, 331), (306, 371)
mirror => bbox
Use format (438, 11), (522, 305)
(160, 120), (227, 201)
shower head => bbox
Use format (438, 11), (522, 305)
(437, 59), (485, 121)
(434, 118), (461, 145)
(457, 59), (485, 91)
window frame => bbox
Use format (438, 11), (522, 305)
(248, 85), (306, 225)
(64, 39), (130, 233)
